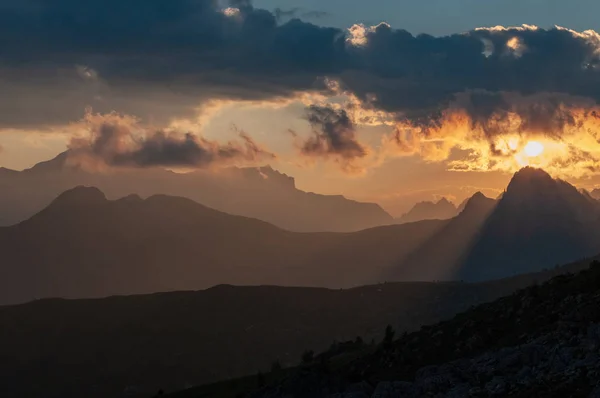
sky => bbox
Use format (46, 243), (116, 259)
(2, 0), (600, 215)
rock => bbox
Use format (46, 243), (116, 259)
(372, 381), (414, 398)
(484, 376), (507, 395)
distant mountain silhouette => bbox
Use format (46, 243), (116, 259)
(459, 167), (600, 280)
(2, 167), (598, 304)
(0, 151), (393, 232)
(391, 191), (498, 281)
(388, 168), (600, 282)
(396, 198), (457, 224)
(590, 188), (600, 200)
(0, 186), (441, 304)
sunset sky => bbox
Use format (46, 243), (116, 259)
(3, 0), (600, 215)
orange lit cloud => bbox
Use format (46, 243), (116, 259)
(375, 91), (600, 178)
(67, 111), (275, 171)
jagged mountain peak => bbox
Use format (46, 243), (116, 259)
(458, 191), (495, 215)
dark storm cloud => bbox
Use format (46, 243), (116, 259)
(301, 105), (367, 160)
(2, 0), (600, 128)
(273, 7), (331, 22)
(68, 114), (275, 168)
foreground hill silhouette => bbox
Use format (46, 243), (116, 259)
(0, 257), (594, 398)
(0, 151), (393, 232)
(172, 260), (600, 398)
(0, 186), (442, 304)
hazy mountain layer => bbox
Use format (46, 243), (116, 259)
(3, 167), (600, 304)
(390, 168), (600, 282)
(0, 186), (442, 304)
(0, 152), (393, 232)
(396, 198), (457, 224)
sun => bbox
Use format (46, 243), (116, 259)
(524, 141), (544, 157)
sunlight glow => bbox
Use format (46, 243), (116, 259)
(524, 141), (544, 157)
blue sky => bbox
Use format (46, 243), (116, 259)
(255, 0), (600, 35)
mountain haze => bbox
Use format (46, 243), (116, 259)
(458, 167), (600, 280)
(0, 186), (442, 304)
(390, 168), (600, 282)
(396, 198), (458, 224)
(1, 167), (599, 305)
(0, 152), (393, 232)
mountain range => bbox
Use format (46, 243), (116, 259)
(2, 167), (600, 304)
(392, 167), (600, 282)
(395, 198), (458, 224)
(0, 151), (393, 232)
(0, 186), (442, 304)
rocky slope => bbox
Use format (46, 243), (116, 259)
(1, 257), (594, 398)
(176, 260), (600, 398)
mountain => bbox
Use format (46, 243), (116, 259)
(389, 191), (498, 281)
(396, 198), (457, 224)
(3, 167), (599, 304)
(0, 256), (594, 398)
(0, 151), (393, 232)
(389, 168), (600, 282)
(206, 260), (600, 398)
(457, 167), (600, 280)
(0, 186), (443, 304)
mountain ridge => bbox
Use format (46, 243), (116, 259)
(0, 151), (393, 232)
(0, 186), (443, 304)
(396, 197), (457, 224)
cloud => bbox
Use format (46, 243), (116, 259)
(2, 0), (600, 129)
(273, 7), (330, 22)
(383, 90), (600, 177)
(67, 112), (275, 170)
(299, 105), (369, 174)
(4, 1), (600, 178)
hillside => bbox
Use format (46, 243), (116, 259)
(0, 257), (593, 398)
(0, 152), (393, 232)
(177, 260), (600, 398)
(0, 186), (443, 304)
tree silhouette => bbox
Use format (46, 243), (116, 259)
(383, 324), (395, 349)
(271, 360), (282, 373)
(257, 371), (266, 388)
(302, 350), (314, 364)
